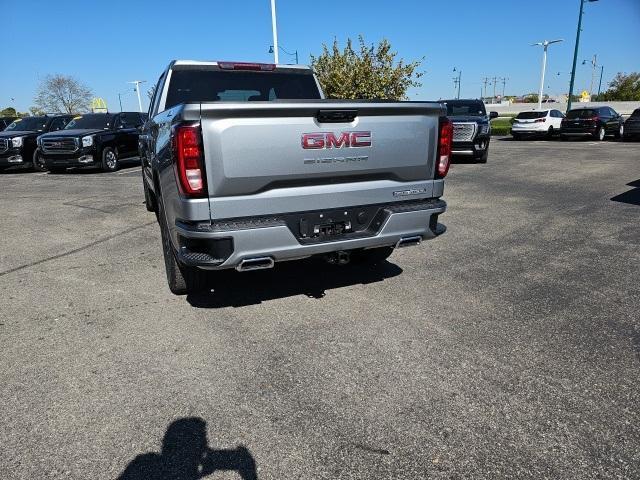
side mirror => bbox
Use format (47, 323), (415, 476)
(489, 111), (499, 120)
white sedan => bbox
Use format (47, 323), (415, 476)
(511, 109), (565, 139)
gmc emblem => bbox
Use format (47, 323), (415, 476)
(301, 131), (372, 149)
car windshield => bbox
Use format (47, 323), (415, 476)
(445, 102), (486, 116)
(65, 114), (113, 130)
(516, 111), (547, 119)
(566, 109), (597, 119)
(165, 67), (322, 109)
(5, 117), (48, 132)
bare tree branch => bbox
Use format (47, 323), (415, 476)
(34, 74), (93, 114)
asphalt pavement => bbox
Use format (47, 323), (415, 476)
(0, 139), (639, 479)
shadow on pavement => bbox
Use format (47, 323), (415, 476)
(187, 258), (402, 308)
(611, 179), (640, 206)
(117, 417), (258, 480)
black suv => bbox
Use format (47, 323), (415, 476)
(443, 99), (498, 163)
(0, 116), (18, 130)
(560, 106), (625, 141)
(0, 114), (73, 171)
(38, 112), (145, 173)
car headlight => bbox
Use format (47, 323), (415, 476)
(82, 135), (94, 148)
(479, 124), (490, 134)
(11, 137), (23, 148)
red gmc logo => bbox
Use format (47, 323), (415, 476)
(301, 131), (372, 149)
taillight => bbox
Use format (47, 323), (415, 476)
(173, 124), (205, 197)
(534, 118), (546, 123)
(436, 117), (453, 178)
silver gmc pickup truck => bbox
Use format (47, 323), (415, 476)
(140, 60), (452, 294)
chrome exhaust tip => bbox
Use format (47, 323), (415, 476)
(395, 236), (422, 248)
(236, 257), (275, 272)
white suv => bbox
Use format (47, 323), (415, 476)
(511, 109), (565, 140)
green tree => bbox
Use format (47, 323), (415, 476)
(34, 74), (93, 114)
(601, 72), (640, 101)
(311, 36), (424, 100)
(1, 107), (17, 117)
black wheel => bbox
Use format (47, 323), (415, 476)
(547, 126), (555, 139)
(32, 149), (47, 172)
(158, 194), (207, 295)
(48, 167), (66, 174)
(351, 246), (394, 265)
(101, 147), (119, 172)
(143, 176), (157, 213)
(595, 126), (606, 141)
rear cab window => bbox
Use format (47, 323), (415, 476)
(164, 65), (321, 110)
(445, 101), (486, 117)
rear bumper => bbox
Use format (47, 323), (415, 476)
(173, 199), (447, 270)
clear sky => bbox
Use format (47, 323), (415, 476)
(2, 0), (639, 113)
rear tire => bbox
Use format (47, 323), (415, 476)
(32, 149), (47, 172)
(101, 147), (119, 172)
(351, 246), (394, 265)
(158, 193), (207, 295)
(547, 126), (555, 139)
(595, 126), (605, 141)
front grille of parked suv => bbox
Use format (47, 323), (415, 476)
(452, 122), (477, 142)
(41, 137), (78, 153)
(0, 139), (8, 153)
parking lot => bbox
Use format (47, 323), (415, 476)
(0, 138), (638, 478)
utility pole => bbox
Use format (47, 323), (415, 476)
(270, 0), (279, 64)
(491, 76), (498, 102)
(589, 54), (597, 96)
(453, 68), (462, 99)
(568, 0), (599, 112)
(127, 80), (146, 112)
(482, 77), (490, 101)
(500, 77), (508, 98)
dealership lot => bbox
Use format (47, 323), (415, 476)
(0, 139), (638, 478)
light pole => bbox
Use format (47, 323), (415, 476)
(270, 0), (279, 63)
(567, 0), (599, 112)
(532, 39), (564, 110)
(269, 45), (298, 64)
(127, 80), (146, 112)
(597, 65), (604, 96)
(453, 68), (462, 99)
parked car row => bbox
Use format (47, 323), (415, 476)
(510, 106), (639, 141)
(0, 112), (147, 173)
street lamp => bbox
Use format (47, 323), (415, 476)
(452, 67), (462, 99)
(127, 80), (147, 113)
(567, 0), (599, 112)
(269, 45), (298, 64)
(532, 39), (564, 110)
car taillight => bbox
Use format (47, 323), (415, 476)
(534, 118), (546, 123)
(436, 117), (453, 178)
(173, 124), (205, 197)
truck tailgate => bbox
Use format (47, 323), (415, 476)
(195, 102), (443, 218)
